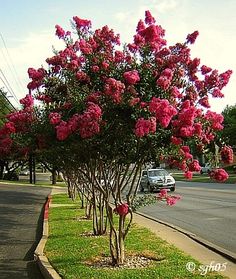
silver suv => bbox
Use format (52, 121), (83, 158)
(140, 168), (175, 192)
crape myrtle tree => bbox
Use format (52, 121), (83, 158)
(1, 10), (234, 265)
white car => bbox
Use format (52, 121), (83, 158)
(140, 168), (175, 192)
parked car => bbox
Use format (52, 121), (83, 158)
(3, 171), (19, 181)
(200, 163), (212, 174)
(19, 168), (30, 176)
(139, 168), (175, 192)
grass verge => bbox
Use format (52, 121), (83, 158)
(172, 173), (236, 184)
(45, 194), (227, 279)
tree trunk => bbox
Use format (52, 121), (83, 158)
(92, 191), (107, 235)
(107, 204), (125, 266)
(51, 168), (57, 185)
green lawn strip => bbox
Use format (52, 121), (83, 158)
(173, 173), (236, 184)
(45, 194), (226, 279)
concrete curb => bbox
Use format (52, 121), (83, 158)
(34, 194), (62, 279)
(136, 211), (236, 264)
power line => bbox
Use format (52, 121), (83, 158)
(0, 32), (25, 95)
(0, 69), (20, 106)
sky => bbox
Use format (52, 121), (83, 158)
(0, 0), (235, 112)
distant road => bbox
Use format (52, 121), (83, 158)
(0, 183), (51, 279)
(139, 181), (236, 254)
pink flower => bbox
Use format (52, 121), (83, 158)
(201, 65), (212, 75)
(189, 160), (201, 172)
(179, 126), (195, 137)
(149, 98), (177, 128)
(140, 25), (159, 43)
(210, 169), (229, 182)
(78, 39), (93, 54)
(55, 25), (65, 39)
(212, 88), (224, 98)
(77, 103), (102, 139)
(20, 94), (34, 108)
(49, 113), (61, 125)
(166, 195), (181, 206)
(76, 71), (90, 83)
(104, 78), (125, 103)
(205, 111), (224, 131)
(159, 189), (168, 199)
(55, 121), (71, 141)
(181, 146), (190, 153)
(123, 70), (140, 85)
(145, 10), (156, 25)
(0, 136), (13, 155)
(0, 122), (16, 135)
(186, 31), (199, 44)
(134, 117), (156, 137)
(114, 203), (129, 216)
(171, 136), (182, 145)
(135, 118), (151, 137)
(220, 146), (234, 164)
(73, 16), (91, 30)
(184, 171), (193, 180)
(114, 50), (125, 63)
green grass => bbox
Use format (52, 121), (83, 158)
(173, 173), (236, 184)
(45, 194), (227, 279)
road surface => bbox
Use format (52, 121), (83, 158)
(0, 183), (51, 279)
(139, 181), (236, 254)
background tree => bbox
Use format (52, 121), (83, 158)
(221, 104), (236, 149)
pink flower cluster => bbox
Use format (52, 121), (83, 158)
(114, 203), (129, 216)
(123, 70), (140, 85)
(184, 171), (193, 179)
(49, 112), (61, 125)
(104, 78), (125, 103)
(0, 122), (16, 136)
(186, 31), (199, 44)
(158, 189), (181, 206)
(156, 68), (173, 90)
(135, 117), (156, 137)
(166, 195), (181, 206)
(210, 168), (229, 182)
(20, 94), (34, 109)
(55, 24), (71, 39)
(188, 159), (201, 172)
(27, 67), (46, 91)
(149, 98), (177, 128)
(55, 102), (102, 141)
(220, 146), (234, 164)
(205, 111), (224, 131)
(73, 16), (92, 31)
(0, 136), (13, 156)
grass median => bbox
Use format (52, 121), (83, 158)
(45, 194), (227, 279)
(172, 173), (236, 184)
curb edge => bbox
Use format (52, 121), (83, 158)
(34, 194), (62, 279)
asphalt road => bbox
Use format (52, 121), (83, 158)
(0, 184), (51, 279)
(138, 181), (236, 254)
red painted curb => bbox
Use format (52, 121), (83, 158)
(44, 195), (51, 220)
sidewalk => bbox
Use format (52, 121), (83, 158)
(133, 213), (236, 279)
(48, 187), (236, 279)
